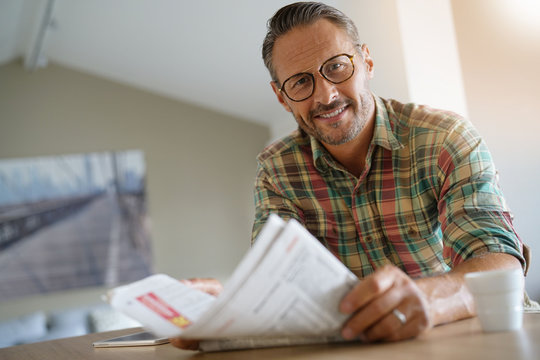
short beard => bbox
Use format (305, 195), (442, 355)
(295, 94), (372, 146)
(315, 114), (361, 145)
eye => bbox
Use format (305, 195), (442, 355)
(324, 61), (347, 75)
(291, 74), (311, 89)
(285, 73), (313, 95)
(328, 63), (343, 71)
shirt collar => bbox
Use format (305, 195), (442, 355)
(311, 95), (404, 172)
(372, 95), (404, 151)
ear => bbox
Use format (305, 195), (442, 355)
(360, 44), (374, 79)
(270, 81), (292, 113)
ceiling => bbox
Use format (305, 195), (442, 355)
(0, 0), (349, 129)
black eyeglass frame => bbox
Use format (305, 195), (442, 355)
(277, 53), (355, 102)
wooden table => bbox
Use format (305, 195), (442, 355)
(1, 314), (539, 359)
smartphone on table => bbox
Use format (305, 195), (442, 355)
(92, 331), (170, 347)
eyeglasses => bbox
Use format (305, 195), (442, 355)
(278, 53), (355, 102)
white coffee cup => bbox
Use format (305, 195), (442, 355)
(464, 268), (523, 332)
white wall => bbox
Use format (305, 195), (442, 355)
(451, 0), (540, 300)
(341, 0), (410, 102)
(0, 61), (269, 319)
(396, 0), (468, 117)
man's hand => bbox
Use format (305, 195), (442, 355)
(339, 265), (431, 342)
(169, 278), (223, 351)
(180, 278), (223, 296)
(339, 253), (522, 342)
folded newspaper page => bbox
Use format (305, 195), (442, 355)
(107, 214), (359, 350)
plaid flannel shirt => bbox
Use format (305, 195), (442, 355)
(253, 95), (524, 279)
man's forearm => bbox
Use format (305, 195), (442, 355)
(415, 253), (522, 326)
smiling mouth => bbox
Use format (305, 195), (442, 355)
(316, 105), (348, 119)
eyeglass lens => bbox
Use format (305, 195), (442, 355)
(282, 54), (354, 101)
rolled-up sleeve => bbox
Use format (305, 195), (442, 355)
(436, 121), (525, 270)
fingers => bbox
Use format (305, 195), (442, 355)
(180, 278), (223, 296)
(382, 313), (427, 342)
(341, 284), (403, 339)
(169, 337), (200, 351)
(340, 265), (431, 342)
(363, 302), (429, 342)
(355, 307), (406, 342)
(169, 278), (221, 352)
(340, 265), (396, 314)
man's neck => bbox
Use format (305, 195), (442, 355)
(322, 114), (376, 178)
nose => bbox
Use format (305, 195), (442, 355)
(311, 74), (339, 105)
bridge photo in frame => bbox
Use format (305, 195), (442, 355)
(0, 150), (153, 301)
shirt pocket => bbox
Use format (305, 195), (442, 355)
(389, 214), (448, 276)
(302, 208), (359, 257)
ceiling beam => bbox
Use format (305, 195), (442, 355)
(24, 0), (56, 71)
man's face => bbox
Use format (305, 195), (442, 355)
(271, 19), (375, 146)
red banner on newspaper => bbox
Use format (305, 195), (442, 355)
(136, 292), (192, 329)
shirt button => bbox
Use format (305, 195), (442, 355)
(365, 236), (373, 243)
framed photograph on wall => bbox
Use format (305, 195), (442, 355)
(0, 150), (153, 301)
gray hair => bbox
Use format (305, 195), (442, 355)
(262, 2), (362, 83)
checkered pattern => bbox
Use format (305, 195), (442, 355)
(253, 96), (524, 278)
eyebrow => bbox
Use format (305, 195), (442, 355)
(284, 51), (354, 80)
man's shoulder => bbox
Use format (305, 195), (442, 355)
(256, 128), (311, 165)
(383, 97), (468, 135)
(380, 97), (482, 156)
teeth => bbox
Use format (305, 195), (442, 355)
(319, 107), (345, 118)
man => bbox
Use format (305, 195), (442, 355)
(254, 1), (527, 341)
(172, 1), (527, 349)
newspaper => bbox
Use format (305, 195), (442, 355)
(107, 214), (359, 351)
